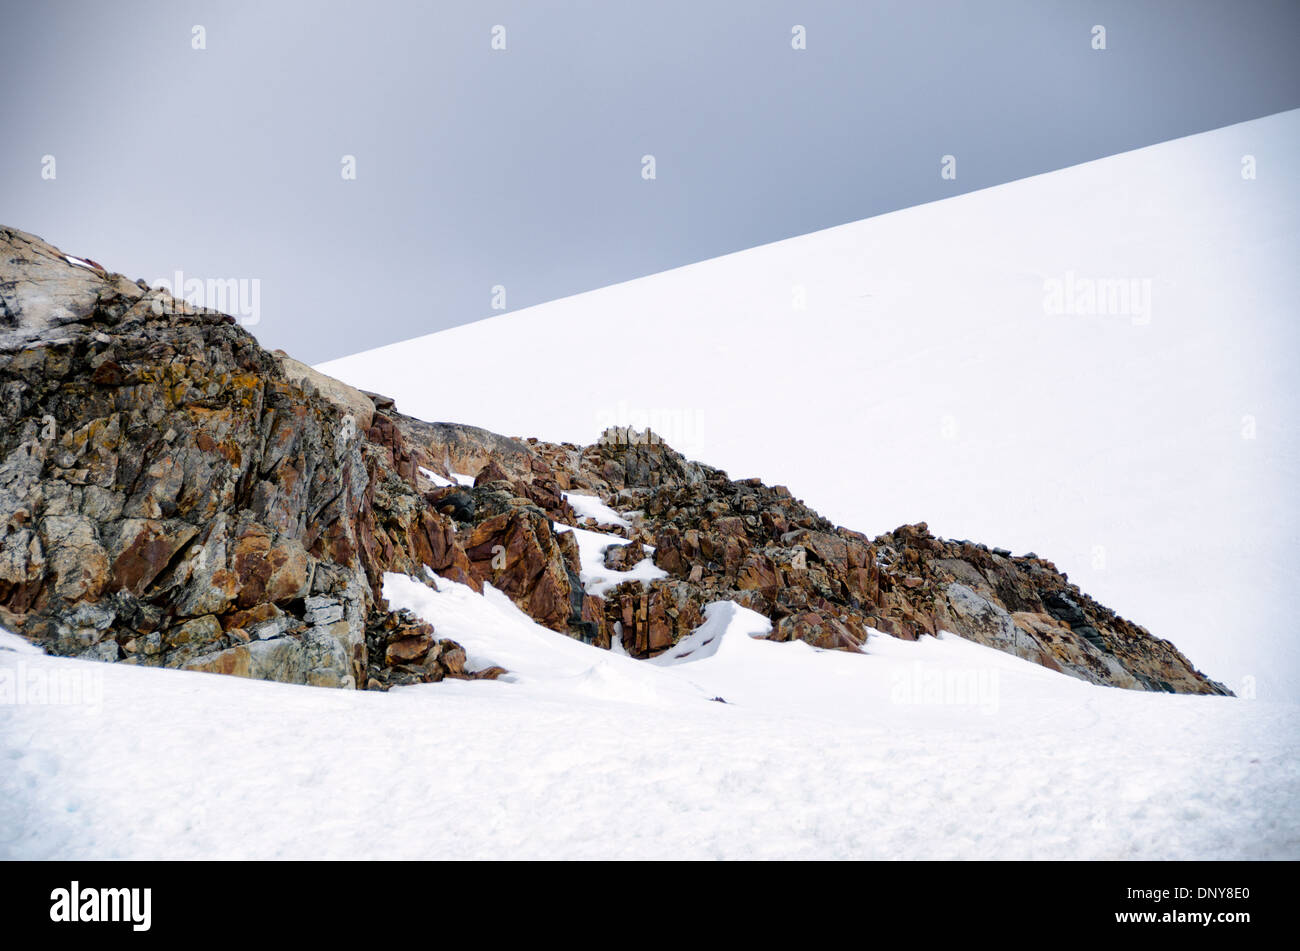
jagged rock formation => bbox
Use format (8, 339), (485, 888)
(0, 227), (496, 689)
(508, 435), (1227, 693)
(0, 227), (1229, 695)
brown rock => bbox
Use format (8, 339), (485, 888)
(463, 509), (572, 630)
(386, 632), (433, 665)
(109, 519), (198, 595)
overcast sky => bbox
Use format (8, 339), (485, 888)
(3, 0), (1298, 362)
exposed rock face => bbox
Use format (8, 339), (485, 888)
(514, 435), (1227, 694)
(0, 227), (1228, 695)
(0, 227), (502, 689)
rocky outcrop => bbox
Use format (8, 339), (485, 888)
(0, 227), (504, 689)
(0, 227), (1228, 695)
(513, 434), (1227, 693)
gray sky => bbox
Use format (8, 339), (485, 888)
(3, 0), (1298, 363)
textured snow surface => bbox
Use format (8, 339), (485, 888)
(321, 110), (1300, 701)
(564, 492), (632, 529)
(3, 583), (1297, 859)
(418, 466), (454, 487)
(553, 522), (665, 596)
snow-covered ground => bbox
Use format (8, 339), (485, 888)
(553, 521), (664, 597)
(320, 109), (1300, 702)
(3, 590), (1296, 860)
(563, 491), (632, 529)
(418, 466), (475, 488)
(3, 115), (1296, 860)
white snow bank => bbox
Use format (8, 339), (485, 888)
(564, 492), (631, 528)
(382, 571), (708, 708)
(552, 523), (665, 596)
(418, 466), (454, 488)
(4, 602), (1296, 859)
(0, 628), (43, 654)
(650, 601), (772, 665)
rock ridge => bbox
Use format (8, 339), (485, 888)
(0, 227), (1228, 695)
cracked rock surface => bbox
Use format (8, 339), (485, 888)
(0, 227), (1228, 695)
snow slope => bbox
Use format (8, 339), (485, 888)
(5, 116), (1295, 862)
(320, 110), (1300, 702)
(4, 591), (1297, 860)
